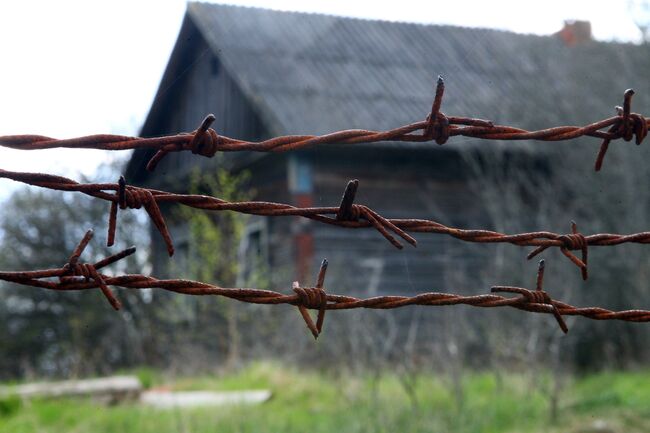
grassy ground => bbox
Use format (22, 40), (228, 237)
(0, 363), (649, 433)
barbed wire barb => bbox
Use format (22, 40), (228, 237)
(293, 259), (329, 339)
(492, 260), (568, 333)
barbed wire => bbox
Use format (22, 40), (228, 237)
(2, 79), (650, 337)
(0, 78), (647, 172)
(4, 230), (650, 338)
(4, 169), (650, 280)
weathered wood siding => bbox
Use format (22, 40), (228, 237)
(140, 21), (494, 293)
(140, 22), (285, 278)
(304, 147), (492, 296)
(143, 42), (495, 291)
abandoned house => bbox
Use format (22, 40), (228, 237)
(126, 3), (650, 295)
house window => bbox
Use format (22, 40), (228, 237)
(238, 220), (269, 285)
(210, 56), (220, 76)
(288, 155), (313, 194)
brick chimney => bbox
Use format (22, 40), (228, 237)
(555, 20), (592, 46)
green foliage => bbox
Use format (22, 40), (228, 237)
(2, 366), (650, 433)
(130, 368), (161, 390)
(165, 167), (259, 369)
(0, 182), (147, 379)
(0, 395), (21, 418)
(569, 371), (650, 413)
(178, 167), (252, 284)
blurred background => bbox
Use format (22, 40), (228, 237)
(1, 1), (650, 432)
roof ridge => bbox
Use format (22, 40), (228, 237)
(188, 1), (557, 42)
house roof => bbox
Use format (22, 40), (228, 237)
(129, 2), (650, 178)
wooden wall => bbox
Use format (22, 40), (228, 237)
(296, 146), (493, 296)
(141, 24), (495, 296)
(141, 25), (281, 279)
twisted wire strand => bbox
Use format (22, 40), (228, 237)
(0, 78), (646, 172)
(1, 232), (648, 338)
(2, 169), (650, 279)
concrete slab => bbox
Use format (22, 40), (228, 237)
(0, 376), (142, 402)
(140, 389), (272, 408)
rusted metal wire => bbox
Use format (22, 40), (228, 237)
(3, 230), (649, 338)
(1, 78), (646, 172)
(2, 169), (649, 279)
(2, 79), (648, 336)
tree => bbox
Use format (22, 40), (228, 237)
(164, 167), (257, 371)
(0, 168), (148, 378)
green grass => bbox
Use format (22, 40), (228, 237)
(0, 363), (649, 433)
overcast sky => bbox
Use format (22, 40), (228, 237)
(0, 0), (647, 195)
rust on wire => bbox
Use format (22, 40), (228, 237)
(527, 221), (588, 280)
(2, 233), (650, 337)
(11, 229), (137, 311)
(1, 79), (647, 172)
(293, 259), (329, 339)
(492, 260), (568, 333)
(4, 168), (650, 279)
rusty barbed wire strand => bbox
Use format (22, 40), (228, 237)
(0, 78), (647, 172)
(3, 169), (650, 279)
(3, 231), (650, 338)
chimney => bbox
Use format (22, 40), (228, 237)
(555, 20), (592, 46)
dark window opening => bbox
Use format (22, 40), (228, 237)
(210, 56), (220, 76)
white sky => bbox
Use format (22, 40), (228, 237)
(0, 0), (647, 197)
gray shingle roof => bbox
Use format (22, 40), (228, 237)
(185, 2), (650, 141)
(127, 0), (650, 185)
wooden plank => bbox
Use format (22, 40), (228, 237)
(140, 390), (272, 409)
(1, 376), (142, 401)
